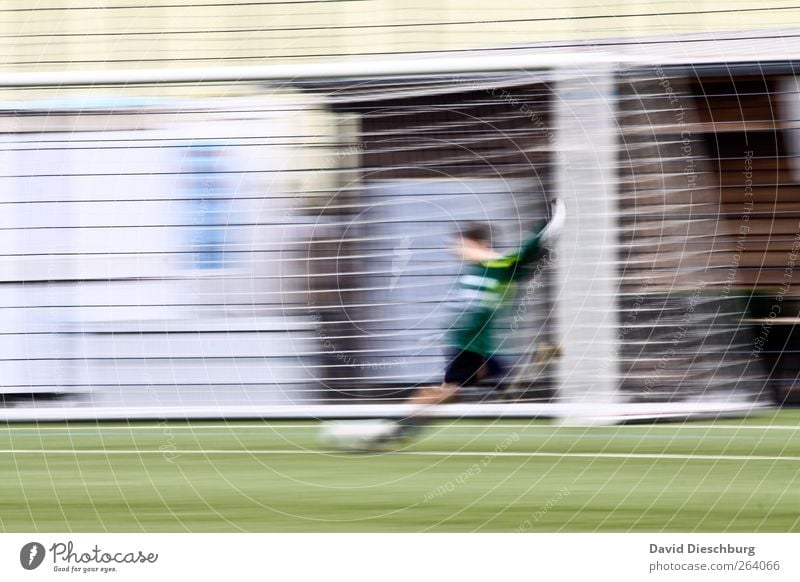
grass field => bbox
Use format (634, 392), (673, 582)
(1, 410), (799, 532)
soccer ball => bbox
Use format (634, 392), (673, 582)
(319, 419), (396, 451)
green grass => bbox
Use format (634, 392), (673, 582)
(1, 410), (799, 532)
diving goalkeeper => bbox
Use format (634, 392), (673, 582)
(383, 199), (566, 442)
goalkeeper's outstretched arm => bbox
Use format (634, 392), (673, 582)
(513, 198), (566, 275)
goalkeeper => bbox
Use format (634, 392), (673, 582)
(384, 199), (566, 442)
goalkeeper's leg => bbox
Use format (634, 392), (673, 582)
(387, 350), (486, 441)
(391, 382), (461, 439)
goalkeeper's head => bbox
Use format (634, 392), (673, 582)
(453, 222), (499, 263)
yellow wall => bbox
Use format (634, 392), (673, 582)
(1, 1), (798, 72)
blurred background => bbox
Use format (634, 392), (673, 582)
(3, 0), (800, 417)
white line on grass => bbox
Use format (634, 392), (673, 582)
(0, 431), (794, 442)
(1, 449), (799, 462)
(0, 423), (797, 431)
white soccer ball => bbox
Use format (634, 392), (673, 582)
(319, 419), (396, 450)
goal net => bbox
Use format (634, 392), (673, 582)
(0, 55), (773, 420)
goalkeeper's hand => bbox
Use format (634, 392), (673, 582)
(539, 199), (565, 246)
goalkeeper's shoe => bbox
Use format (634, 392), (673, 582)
(366, 418), (426, 450)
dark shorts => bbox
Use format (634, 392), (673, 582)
(444, 349), (506, 387)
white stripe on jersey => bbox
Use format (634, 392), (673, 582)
(460, 274), (499, 289)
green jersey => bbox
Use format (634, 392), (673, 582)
(448, 230), (545, 357)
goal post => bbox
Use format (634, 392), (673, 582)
(553, 66), (622, 410)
